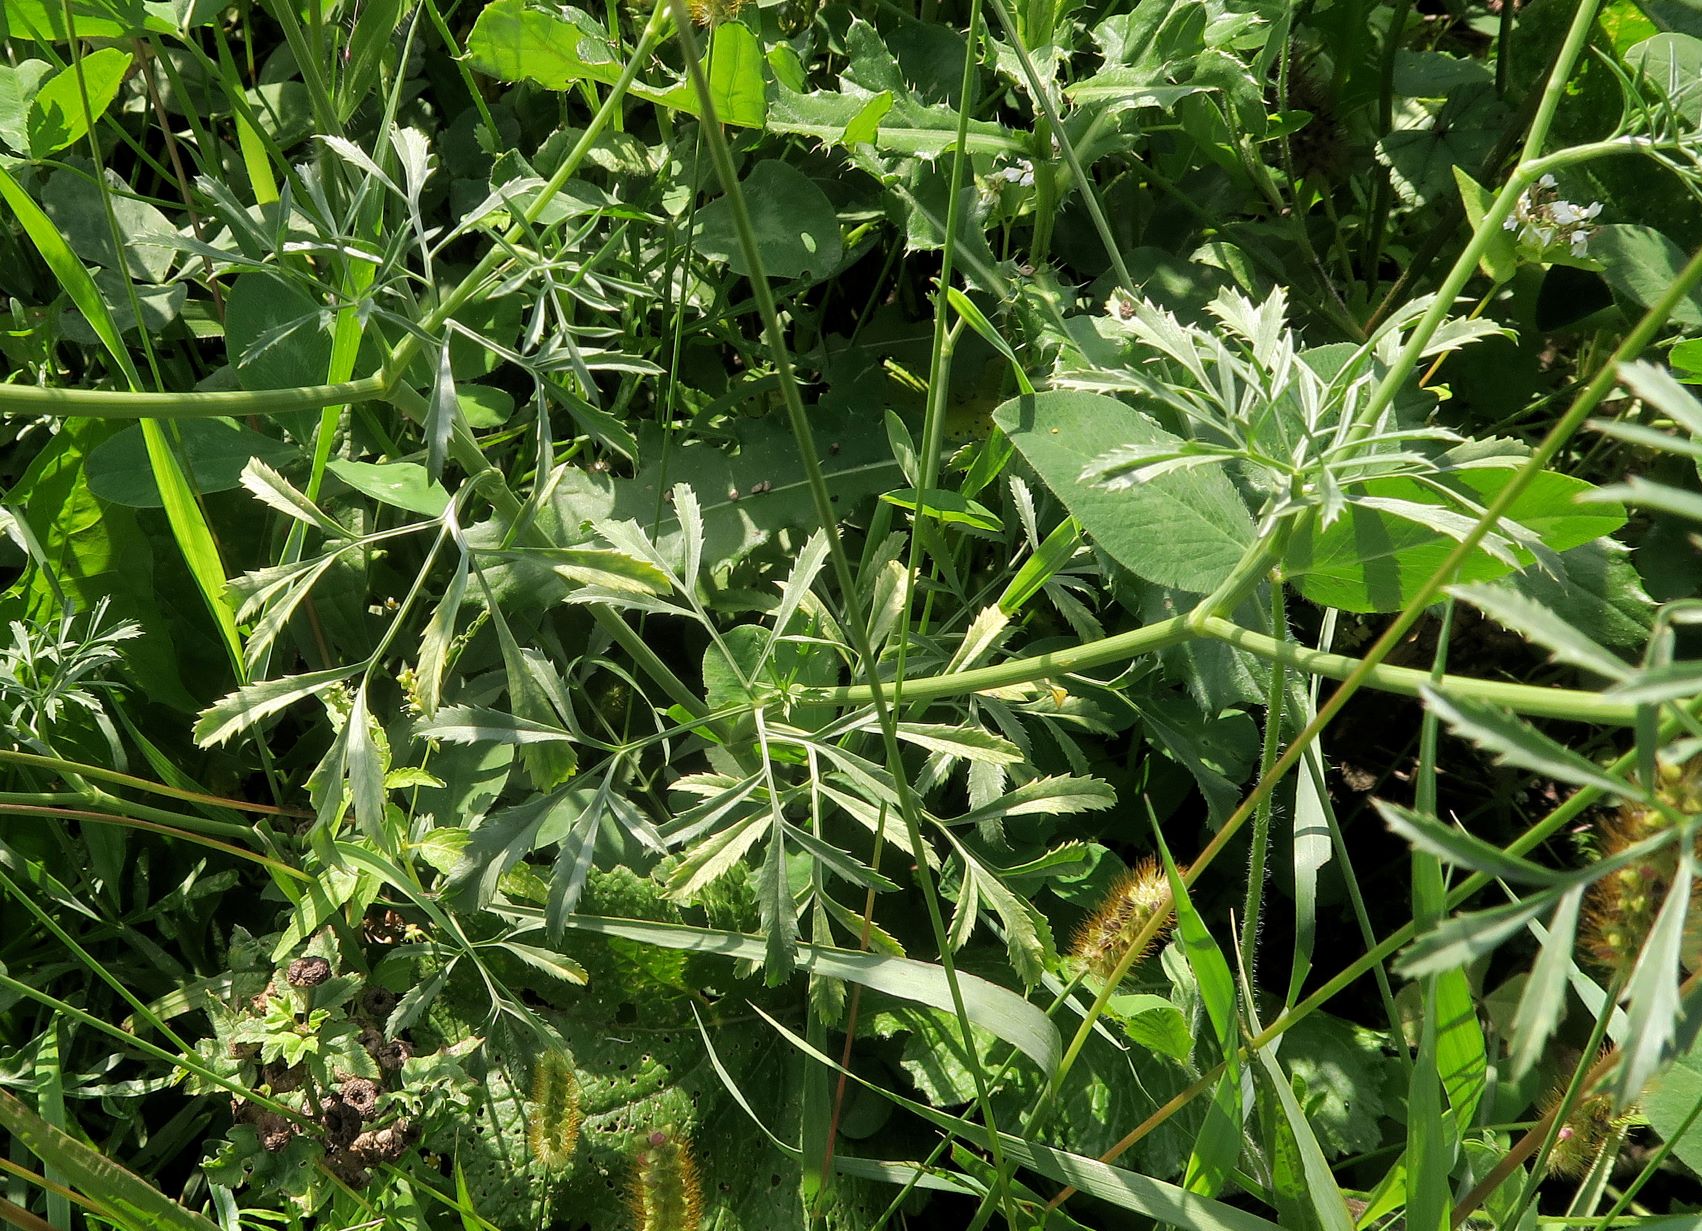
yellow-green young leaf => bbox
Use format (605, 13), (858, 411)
(27, 48), (130, 157)
(0, 1089), (221, 1231)
(1452, 167), (1517, 284)
(465, 0), (764, 126)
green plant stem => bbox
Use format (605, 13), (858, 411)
(1238, 585), (1287, 981)
(1346, 0), (1606, 440)
(981, 0), (1135, 295)
(812, 611), (1643, 724)
(0, 376), (390, 419)
(0, 748), (300, 815)
(663, 5), (1019, 1221)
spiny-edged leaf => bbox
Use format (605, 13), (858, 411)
(545, 409), (902, 572)
(666, 811), (769, 901)
(493, 940), (589, 986)
(994, 390), (1255, 592)
(385, 964), (450, 1036)
(0, 1089), (220, 1231)
(1420, 686), (1633, 796)
(891, 722), (1022, 764)
(415, 706), (575, 745)
(554, 915), (1059, 1072)
(1509, 886), (1585, 1080)
(1450, 580), (1630, 679)
(949, 838), (1054, 984)
(240, 459), (351, 537)
(1398, 892), (1554, 977)
(194, 666), (361, 746)
(759, 827), (799, 982)
(446, 786), (587, 910)
(346, 687), (386, 842)
(1376, 800), (1565, 885)
(755, 529), (830, 680)
(948, 775), (1116, 832)
(1285, 469), (1625, 613)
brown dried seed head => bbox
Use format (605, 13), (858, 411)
(359, 986), (399, 1021)
(286, 956), (332, 988)
(377, 1039), (413, 1071)
(321, 1097), (362, 1150)
(256, 1112), (297, 1153)
(341, 1077), (381, 1118)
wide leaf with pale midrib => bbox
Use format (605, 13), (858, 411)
(1283, 469), (1625, 613)
(993, 390), (1256, 593)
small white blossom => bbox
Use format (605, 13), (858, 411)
(1503, 176), (1602, 263)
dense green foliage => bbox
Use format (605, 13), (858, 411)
(5, 0), (1702, 1227)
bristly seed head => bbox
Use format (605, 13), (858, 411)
(1069, 858), (1174, 982)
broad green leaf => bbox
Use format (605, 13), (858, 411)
(1375, 84), (1508, 208)
(0, 1089), (220, 1231)
(327, 458), (450, 517)
(85, 420), (297, 507)
(1592, 224), (1702, 327)
(559, 915), (1060, 1073)
(696, 160), (842, 281)
(42, 166), (178, 283)
(1644, 1027), (1702, 1174)
(224, 272), (327, 388)
(28, 48), (131, 158)
(1451, 166), (1517, 284)
(466, 0), (764, 125)
(994, 391), (1256, 592)
(0, 60), (52, 152)
(3, 0), (176, 39)
(1281, 1013), (1395, 1158)
(1285, 469), (1626, 613)
(545, 410), (901, 572)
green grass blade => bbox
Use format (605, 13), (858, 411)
(0, 1090), (221, 1231)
